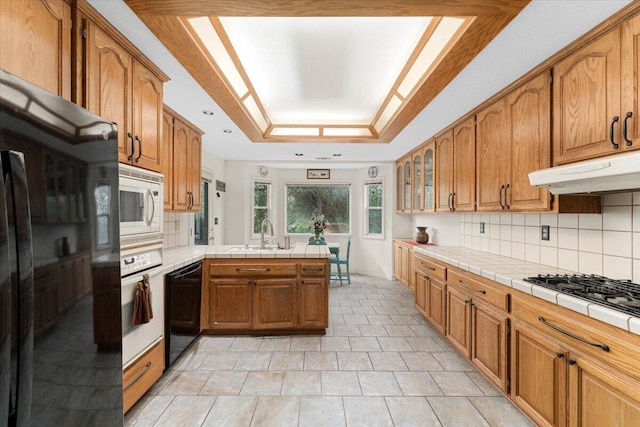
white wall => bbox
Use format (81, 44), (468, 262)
(223, 162), (398, 278)
(458, 192), (640, 282)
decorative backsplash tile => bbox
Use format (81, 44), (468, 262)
(459, 192), (640, 281)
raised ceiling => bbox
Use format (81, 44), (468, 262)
(123, 0), (529, 143)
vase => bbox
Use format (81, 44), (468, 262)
(415, 227), (429, 244)
(61, 236), (70, 256)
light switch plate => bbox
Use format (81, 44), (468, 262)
(541, 225), (550, 241)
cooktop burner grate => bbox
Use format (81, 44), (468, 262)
(523, 274), (640, 317)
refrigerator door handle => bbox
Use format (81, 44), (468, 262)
(2, 151), (34, 426)
(0, 154), (11, 425)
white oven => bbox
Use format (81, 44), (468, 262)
(119, 164), (163, 246)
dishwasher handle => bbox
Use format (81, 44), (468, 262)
(171, 262), (202, 279)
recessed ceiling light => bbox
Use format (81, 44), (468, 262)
(223, 129), (232, 133)
(332, 153), (342, 157)
(203, 110), (214, 115)
(294, 153), (304, 156)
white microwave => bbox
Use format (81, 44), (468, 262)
(119, 164), (163, 245)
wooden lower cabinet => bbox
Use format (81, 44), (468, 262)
(446, 285), (472, 357)
(427, 277), (447, 335)
(414, 272), (428, 316)
(471, 299), (509, 392)
(202, 259), (328, 333)
(393, 239), (413, 291)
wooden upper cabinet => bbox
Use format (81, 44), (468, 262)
(435, 129), (454, 212)
(621, 14), (640, 152)
(189, 130), (202, 211)
(477, 71), (551, 212)
(162, 111), (174, 210)
(395, 162), (404, 212)
(131, 62), (163, 172)
(476, 97), (509, 211)
(0, 0), (71, 99)
(412, 152), (423, 212)
(553, 28), (622, 164)
(403, 158), (411, 211)
(172, 119), (191, 211)
(423, 141), (436, 212)
(83, 22), (133, 164)
(453, 117), (476, 212)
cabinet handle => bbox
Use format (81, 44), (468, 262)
(499, 185), (505, 209)
(556, 352), (565, 358)
(422, 275), (429, 280)
(420, 262), (436, 271)
(236, 268), (271, 272)
(504, 183), (510, 209)
(610, 116), (620, 149)
(538, 316), (609, 352)
(124, 361), (151, 391)
(134, 135), (142, 162)
(568, 359), (577, 366)
(302, 268), (323, 273)
(464, 299), (473, 305)
(458, 280), (486, 294)
(127, 133), (134, 161)
(451, 192), (456, 211)
(447, 193), (452, 211)
(623, 111), (633, 146)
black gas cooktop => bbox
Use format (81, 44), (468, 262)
(523, 274), (640, 317)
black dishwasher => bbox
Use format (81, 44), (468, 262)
(165, 261), (202, 367)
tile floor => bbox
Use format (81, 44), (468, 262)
(125, 275), (534, 426)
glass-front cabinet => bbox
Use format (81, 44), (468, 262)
(404, 159), (411, 211)
(396, 163), (403, 212)
(423, 141), (435, 212)
(413, 153), (422, 212)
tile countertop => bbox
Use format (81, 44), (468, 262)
(160, 244), (331, 277)
(413, 246), (640, 337)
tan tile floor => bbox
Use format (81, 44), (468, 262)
(125, 275), (534, 426)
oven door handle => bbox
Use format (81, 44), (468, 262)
(172, 263), (202, 279)
(145, 188), (155, 226)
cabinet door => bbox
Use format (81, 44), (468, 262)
(44, 152), (57, 221)
(162, 111), (174, 210)
(207, 278), (253, 329)
(67, 162), (78, 222)
(568, 355), (640, 427)
(299, 278), (327, 328)
(427, 276), (446, 335)
(414, 271), (428, 317)
(453, 118), (475, 212)
(423, 142), (435, 212)
(131, 61), (163, 172)
(507, 71), (551, 211)
(55, 156), (69, 222)
(446, 286), (471, 358)
(393, 243), (402, 281)
(84, 21), (133, 165)
(621, 14), (640, 151)
(172, 119), (191, 211)
(73, 253), (92, 300)
(436, 129), (454, 212)
(412, 153), (423, 212)
(56, 259), (75, 313)
(396, 163), (404, 212)
(553, 28), (621, 164)
(0, 0), (71, 99)
(476, 98), (509, 211)
(401, 245), (411, 289)
(403, 159), (411, 211)
(253, 278), (297, 329)
(471, 299), (509, 392)
(189, 130), (202, 211)
(511, 321), (567, 427)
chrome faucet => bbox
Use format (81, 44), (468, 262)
(260, 218), (274, 249)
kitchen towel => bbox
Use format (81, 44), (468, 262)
(132, 274), (153, 326)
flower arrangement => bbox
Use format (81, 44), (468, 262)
(310, 213), (327, 236)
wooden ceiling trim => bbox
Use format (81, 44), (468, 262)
(125, 0), (530, 17)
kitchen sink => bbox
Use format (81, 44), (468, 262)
(224, 246), (285, 252)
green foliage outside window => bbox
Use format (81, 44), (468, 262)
(365, 182), (383, 235)
(286, 185), (350, 234)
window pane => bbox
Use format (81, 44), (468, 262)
(195, 180), (209, 245)
(286, 185), (350, 234)
(254, 183), (268, 207)
(97, 217), (109, 245)
(368, 209), (382, 234)
(367, 183), (382, 207)
(94, 183), (110, 246)
(254, 208), (268, 234)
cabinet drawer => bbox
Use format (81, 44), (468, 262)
(413, 253), (446, 280)
(512, 293), (640, 381)
(300, 262), (327, 276)
(123, 339), (164, 413)
(210, 262), (297, 277)
(447, 269), (509, 312)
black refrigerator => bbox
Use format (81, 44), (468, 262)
(1, 69), (123, 426)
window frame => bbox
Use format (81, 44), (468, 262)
(284, 182), (352, 236)
(252, 178), (272, 239)
(94, 180), (112, 250)
(363, 178), (384, 240)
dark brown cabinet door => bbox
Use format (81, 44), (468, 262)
(453, 117), (476, 212)
(132, 61), (163, 172)
(299, 278), (327, 328)
(436, 130), (454, 212)
(471, 299), (509, 392)
(253, 278), (298, 330)
(476, 98), (509, 211)
(207, 279), (253, 329)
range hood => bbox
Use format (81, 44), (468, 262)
(529, 151), (640, 195)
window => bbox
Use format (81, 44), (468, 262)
(194, 178), (210, 245)
(365, 180), (383, 237)
(94, 182), (111, 247)
(286, 184), (350, 234)
(253, 180), (271, 234)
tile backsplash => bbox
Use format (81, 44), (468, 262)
(163, 212), (182, 249)
(459, 192), (640, 282)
